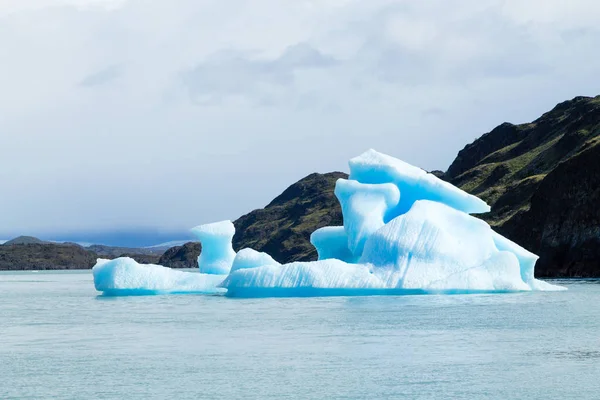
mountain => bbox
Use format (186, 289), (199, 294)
(0, 243), (98, 270)
(445, 95), (600, 277)
(87, 244), (164, 258)
(157, 172), (347, 266)
(3, 236), (49, 245)
(232, 172), (347, 263)
(159, 242), (201, 269)
(0, 239), (170, 270)
(145, 240), (192, 251)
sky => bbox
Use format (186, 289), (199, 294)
(1, 0), (599, 245)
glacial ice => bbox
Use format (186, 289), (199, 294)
(334, 180), (399, 258)
(91, 149), (564, 297)
(92, 258), (225, 296)
(358, 200), (530, 291)
(349, 149), (491, 218)
(220, 259), (384, 297)
(310, 226), (358, 263)
(221, 200), (540, 296)
(231, 248), (280, 272)
(191, 220), (236, 275)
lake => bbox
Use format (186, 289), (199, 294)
(1, 270), (599, 399)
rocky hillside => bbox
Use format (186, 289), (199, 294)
(232, 172), (347, 263)
(87, 244), (163, 258)
(159, 242), (201, 269)
(0, 240), (162, 270)
(446, 95), (600, 277)
(0, 243), (98, 270)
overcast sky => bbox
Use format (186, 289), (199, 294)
(1, 0), (599, 243)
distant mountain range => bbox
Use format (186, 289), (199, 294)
(2, 95), (599, 276)
(0, 236), (197, 270)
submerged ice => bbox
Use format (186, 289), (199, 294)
(92, 149), (563, 297)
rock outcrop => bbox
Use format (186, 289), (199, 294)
(232, 172), (347, 263)
(0, 243), (98, 271)
(158, 242), (201, 269)
(446, 95), (600, 276)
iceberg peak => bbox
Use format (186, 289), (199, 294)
(191, 220), (236, 275)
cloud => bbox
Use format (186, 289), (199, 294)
(79, 64), (121, 87)
(182, 43), (336, 103)
(0, 0), (600, 238)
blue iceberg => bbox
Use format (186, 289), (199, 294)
(92, 149), (564, 297)
(220, 149), (563, 297)
(92, 258), (225, 296)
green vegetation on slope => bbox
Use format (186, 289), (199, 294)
(446, 95), (600, 276)
(232, 172), (347, 263)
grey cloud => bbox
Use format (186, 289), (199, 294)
(79, 64), (121, 87)
(182, 43), (336, 102)
(422, 107), (445, 117)
(343, 3), (553, 87)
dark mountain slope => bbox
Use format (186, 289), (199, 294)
(232, 172), (347, 263)
(446, 95), (600, 276)
(499, 142), (600, 277)
(0, 243), (97, 271)
(0, 242), (164, 270)
(159, 242), (201, 269)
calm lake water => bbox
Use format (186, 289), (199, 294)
(1, 270), (600, 399)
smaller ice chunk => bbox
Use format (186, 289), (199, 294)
(335, 179), (400, 257)
(191, 220), (236, 274)
(349, 149), (490, 218)
(231, 248), (280, 272)
(310, 226), (358, 263)
(92, 257), (225, 296)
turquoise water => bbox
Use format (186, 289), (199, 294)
(1, 271), (600, 399)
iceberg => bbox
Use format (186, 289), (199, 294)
(92, 220), (237, 295)
(191, 220), (236, 275)
(218, 149), (563, 297)
(92, 258), (225, 296)
(91, 149), (564, 298)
